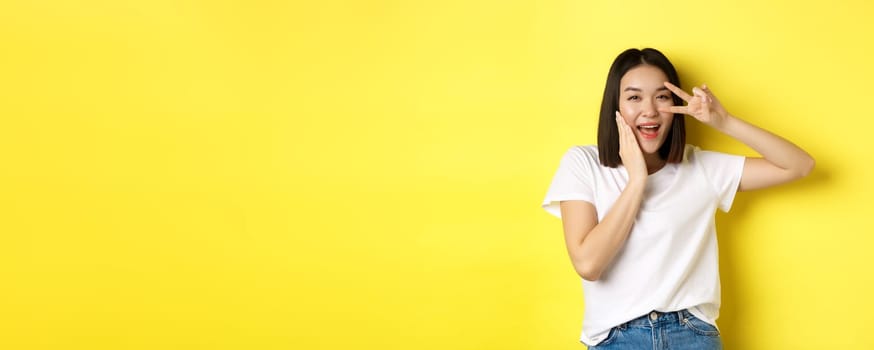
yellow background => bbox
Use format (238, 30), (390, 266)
(1, 1), (871, 349)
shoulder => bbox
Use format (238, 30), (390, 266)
(562, 145), (599, 162)
(684, 144), (743, 164)
(555, 145), (601, 174)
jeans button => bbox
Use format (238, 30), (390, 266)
(649, 312), (658, 321)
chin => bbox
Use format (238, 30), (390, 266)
(639, 142), (664, 154)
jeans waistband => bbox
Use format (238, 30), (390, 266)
(617, 309), (694, 330)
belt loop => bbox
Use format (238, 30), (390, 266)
(677, 309), (686, 325)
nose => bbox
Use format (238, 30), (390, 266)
(640, 99), (658, 118)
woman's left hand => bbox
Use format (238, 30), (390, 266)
(660, 82), (730, 129)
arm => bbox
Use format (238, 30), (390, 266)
(559, 113), (648, 281)
(715, 115), (814, 191)
(560, 180), (643, 281)
(662, 83), (815, 191)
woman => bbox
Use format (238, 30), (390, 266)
(541, 48), (814, 349)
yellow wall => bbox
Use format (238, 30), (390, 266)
(1, 0), (871, 349)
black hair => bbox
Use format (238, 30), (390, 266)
(597, 48), (685, 167)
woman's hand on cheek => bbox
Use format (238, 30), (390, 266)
(615, 111), (648, 182)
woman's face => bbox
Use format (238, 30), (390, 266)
(618, 65), (675, 155)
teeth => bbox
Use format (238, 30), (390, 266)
(639, 125), (659, 129)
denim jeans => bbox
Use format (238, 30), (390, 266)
(587, 309), (722, 350)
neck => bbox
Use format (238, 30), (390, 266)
(644, 153), (666, 174)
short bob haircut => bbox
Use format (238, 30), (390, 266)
(597, 48), (685, 167)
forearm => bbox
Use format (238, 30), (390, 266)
(572, 180), (645, 281)
(715, 115), (815, 177)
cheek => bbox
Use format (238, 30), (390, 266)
(657, 101), (674, 118)
(662, 117), (674, 131)
(618, 108), (635, 124)
(618, 102), (636, 118)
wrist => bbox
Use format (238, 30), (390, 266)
(710, 113), (734, 132)
(625, 177), (647, 191)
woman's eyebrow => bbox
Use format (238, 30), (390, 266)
(622, 86), (670, 92)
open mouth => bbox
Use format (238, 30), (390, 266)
(637, 124), (660, 139)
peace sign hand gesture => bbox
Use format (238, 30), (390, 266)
(659, 82), (730, 129)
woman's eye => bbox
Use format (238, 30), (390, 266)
(657, 95), (671, 100)
(627, 96), (640, 101)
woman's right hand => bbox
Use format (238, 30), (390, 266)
(615, 111), (647, 182)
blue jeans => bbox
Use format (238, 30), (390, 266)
(588, 309), (722, 350)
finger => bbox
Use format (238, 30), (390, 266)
(692, 87), (714, 104)
(615, 111), (628, 128)
(663, 81), (692, 102)
(616, 114), (639, 146)
(616, 112), (632, 142)
(616, 118), (630, 142)
(695, 87), (709, 103)
(615, 115), (628, 149)
(701, 84), (715, 103)
(615, 112), (625, 134)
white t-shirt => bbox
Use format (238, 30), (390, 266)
(541, 144), (745, 346)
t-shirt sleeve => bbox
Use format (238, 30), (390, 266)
(694, 148), (746, 212)
(541, 146), (595, 219)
